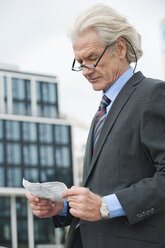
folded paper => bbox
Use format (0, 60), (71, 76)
(23, 178), (67, 202)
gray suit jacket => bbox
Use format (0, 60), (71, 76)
(53, 72), (165, 248)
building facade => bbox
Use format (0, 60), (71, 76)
(0, 66), (73, 248)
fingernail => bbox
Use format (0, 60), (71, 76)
(35, 197), (39, 202)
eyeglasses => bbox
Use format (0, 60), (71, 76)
(72, 45), (109, 72)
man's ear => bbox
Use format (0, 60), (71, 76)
(116, 37), (127, 59)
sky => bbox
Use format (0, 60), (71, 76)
(0, 0), (165, 135)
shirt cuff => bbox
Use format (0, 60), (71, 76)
(103, 194), (126, 218)
(58, 200), (67, 216)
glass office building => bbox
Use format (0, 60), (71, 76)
(0, 66), (73, 248)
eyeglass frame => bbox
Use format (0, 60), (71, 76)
(71, 36), (137, 73)
(72, 45), (110, 71)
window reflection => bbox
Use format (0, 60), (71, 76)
(0, 198), (10, 216)
(37, 104), (42, 116)
(3, 76), (7, 98)
(24, 168), (39, 182)
(55, 169), (73, 188)
(42, 82), (57, 104)
(36, 81), (41, 101)
(12, 78), (31, 116)
(6, 120), (20, 141)
(0, 143), (4, 163)
(16, 197), (28, 246)
(40, 169), (55, 182)
(0, 197), (11, 246)
(0, 167), (4, 186)
(12, 78), (25, 100)
(55, 125), (70, 144)
(0, 120), (3, 139)
(39, 123), (53, 143)
(6, 143), (21, 165)
(55, 147), (70, 168)
(23, 144), (38, 166)
(22, 122), (37, 142)
(13, 102), (26, 115)
(40, 145), (54, 167)
(36, 81), (58, 118)
(34, 217), (55, 243)
(7, 168), (21, 187)
(43, 105), (58, 118)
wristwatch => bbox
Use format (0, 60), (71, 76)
(100, 197), (109, 219)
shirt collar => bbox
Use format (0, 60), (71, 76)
(103, 67), (134, 103)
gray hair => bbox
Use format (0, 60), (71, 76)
(67, 3), (143, 63)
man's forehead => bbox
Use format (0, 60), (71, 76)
(73, 44), (101, 57)
(73, 29), (103, 50)
(73, 37), (104, 59)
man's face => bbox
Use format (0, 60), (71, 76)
(73, 29), (128, 92)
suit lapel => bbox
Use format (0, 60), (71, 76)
(83, 72), (145, 186)
(82, 114), (96, 182)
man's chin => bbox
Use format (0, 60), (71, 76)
(91, 82), (106, 91)
(92, 85), (102, 91)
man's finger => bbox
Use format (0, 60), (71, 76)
(62, 186), (89, 198)
(26, 191), (40, 203)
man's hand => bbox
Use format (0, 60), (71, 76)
(62, 186), (102, 221)
(26, 192), (64, 218)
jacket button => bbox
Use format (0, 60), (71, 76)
(142, 211), (146, 217)
(146, 210), (150, 215)
(150, 208), (155, 214)
(137, 213), (142, 218)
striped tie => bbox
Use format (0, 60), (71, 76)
(93, 95), (111, 151)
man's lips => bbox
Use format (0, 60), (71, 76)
(88, 76), (101, 83)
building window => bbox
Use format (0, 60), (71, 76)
(40, 145), (54, 167)
(24, 168), (39, 182)
(34, 217), (55, 244)
(23, 144), (38, 166)
(36, 81), (58, 118)
(0, 197), (11, 246)
(0, 167), (4, 186)
(39, 123), (53, 143)
(40, 169), (55, 182)
(6, 120), (20, 141)
(7, 168), (21, 187)
(43, 105), (58, 118)
(55, 125), (70, 144)
(3, 76), (7, 113)
(16, 197), (28, 247)
(13, 102), (31, 116)
(55, 147), (70, 168)
(12, 78), (31, 115)
(0, 142), (4, 163)
(55, 169), (73, 188)
(22, 122), (37, 142)
(0, 120), (3, 139)
(42, 82), (57, 104)
(6, 143), (21, 165)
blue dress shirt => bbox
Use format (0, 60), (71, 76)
(59, 67), (134, 218)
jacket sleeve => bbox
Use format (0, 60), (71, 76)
(52, 204), (74, 228)
(116, 81), (165, 226)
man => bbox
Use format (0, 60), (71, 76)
(26, 4), (165, 248)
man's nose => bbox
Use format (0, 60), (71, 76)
(82, 67), (94, 77)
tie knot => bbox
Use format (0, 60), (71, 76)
(99, 95), (111, 110)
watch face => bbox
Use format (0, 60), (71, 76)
(100, 201), (109, 218)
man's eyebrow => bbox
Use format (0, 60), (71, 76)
(76, 50), (98, 61)
(85, 50), (98, 58)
